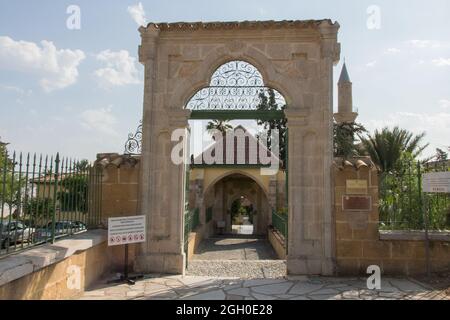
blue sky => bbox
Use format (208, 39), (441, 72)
(0, 0), (449, 160)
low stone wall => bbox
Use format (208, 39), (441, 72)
(0, 230), (108, 300)
(334, 157), (450, 275)
(186, 229), (203, 262)
(268, 227), (287, 260)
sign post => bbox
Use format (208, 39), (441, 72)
(107, 215), (146, 285)
(422, 172), (450, 193)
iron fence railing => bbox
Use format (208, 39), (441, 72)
(379, 160), (449, 231)
(206, 207), (213, 223)
(0, 150), (103, 257)
(184, 208), (200, 255)
(272, 209), (288, 248)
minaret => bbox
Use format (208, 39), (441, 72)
(334, 62), (358, 123)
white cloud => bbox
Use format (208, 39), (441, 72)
(384, 48), (401, 54)
(127, 2), (147, 26)
(80, 106), (118, 136)
(94, 50), (140, 88)
(406, 40), (448, 49)
(365, 111), (450, 158)
(432, 58), (450, 67)
(0, 36), (85, 92)
(439, 99), (450, 109)
(366, 61), (377, 68)
(0, 84), (32, 96)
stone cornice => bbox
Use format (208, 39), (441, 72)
(168, 109), (191, 128)
(140, 19), (338, 33)
(285, 108), (311, 126)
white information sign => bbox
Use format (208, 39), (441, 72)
(108, 215), (146, 246)
(422, 172), (450, 193)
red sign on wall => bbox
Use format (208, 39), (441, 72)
(342, 195), (372, 211)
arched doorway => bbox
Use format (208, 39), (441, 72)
(230, 196), (254, 235)
(188, 173), (285, 278)
(136, 20), (340, 276)
(202, 173), (272, 237)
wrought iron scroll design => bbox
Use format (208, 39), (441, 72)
(124, 120), (142, 155)
(186, 61), (286, 111)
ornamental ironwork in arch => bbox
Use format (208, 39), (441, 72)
(186, 61), (286, 111)
(124, 120), (142, 155)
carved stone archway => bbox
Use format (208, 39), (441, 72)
(135, 20), (341, 275)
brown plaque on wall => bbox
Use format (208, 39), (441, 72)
(342, 195), (372, 211)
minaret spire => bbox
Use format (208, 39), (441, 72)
(335, 62), (358, 123)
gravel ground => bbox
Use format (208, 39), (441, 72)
(186, 260), (287, 279)
(187, 236), (286, 278)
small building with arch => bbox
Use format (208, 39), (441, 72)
(188, 124), (287, 237)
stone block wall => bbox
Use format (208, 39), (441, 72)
(334, 157), (450, 275)
(96, 154), (141, 272)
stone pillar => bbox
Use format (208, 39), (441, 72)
(138, 110), (190, 274)
(319, 21), (341, 275)
(135, 26), (191, 275)
(284, 21), (339, 276)
(285, 109), (323, 274)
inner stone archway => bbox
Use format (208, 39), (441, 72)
(202, 173), (271, 236)
(135, 20), (341, 276)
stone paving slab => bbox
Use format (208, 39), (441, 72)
(192, 237), (278, 261)
(80, 275), (450, 301)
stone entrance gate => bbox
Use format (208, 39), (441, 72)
(135, 20), (341, 275)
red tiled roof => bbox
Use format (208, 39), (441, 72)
(192, 126), (280, 166)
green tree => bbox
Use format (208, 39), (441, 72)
(57, 175), (88, 212)
(434, 148), (448, 162)
(24, 197), (55, 221)
(360, 127), (428, 173)
(0, 142), (20, 208)
(256, 89), (287, 169)
(333, 122), (367, 158)
(206, 120), (233, 139)
(75, 159), (90, 171)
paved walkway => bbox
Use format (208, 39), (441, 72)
(80, 275), (449, 300)
(191, 236), (278, 261)
(81, 237), (448, 300)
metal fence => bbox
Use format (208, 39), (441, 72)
(206, 207), (213, 223)
(184, 208), (200, 260)
(0, 150), (103, 257)
(379, 160), (450, 231)
(184, 208), (200, 240)
(272, 209), (288, 247)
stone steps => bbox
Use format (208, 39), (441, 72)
(186, 259), (287, 279)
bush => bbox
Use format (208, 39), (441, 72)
(24, 197), (55, 222)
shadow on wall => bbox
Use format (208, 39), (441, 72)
(0, 231), (109, 300)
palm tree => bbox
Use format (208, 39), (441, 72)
(360, 127), (429, 172)
(206, 120), (233, 139)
